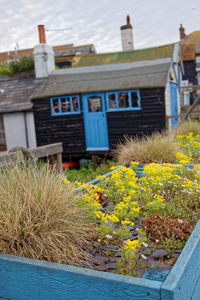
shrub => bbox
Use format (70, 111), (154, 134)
(114, 133), (180, 165)
(171, 120), (200, 137)
(0, 161), (94, 266)
(9, 56), (34, 74)
(0, 63), (12, 76)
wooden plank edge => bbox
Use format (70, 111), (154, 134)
(0, 254), (161, 300)
(161, 220), (200, 300)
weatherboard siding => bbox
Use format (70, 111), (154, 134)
(33, 88), (165, 156)
(107, 88), (165, 148)
(33, 98), (86, 156)
(182, 61), (197, 85)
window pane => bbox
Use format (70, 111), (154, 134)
(118, 92), (129, 108)
(88, 96), (102, 112)
(131, 92), (138, 107)
(61, 97), (70, 113)
(72, 96), (79, 112)
(0, 115), (6, 150)
(52, 99), (60, 114)
(108, 94), (116, 109)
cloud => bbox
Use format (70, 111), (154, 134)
(0, 0), (199, 54)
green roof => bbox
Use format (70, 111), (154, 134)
(75, 43), (175, 67)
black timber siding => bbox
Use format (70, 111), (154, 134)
(33, 88), (165, 156)
(107, 88), (166, 149)
(182, 61), (197, 85)
(33, 98), (86, 155)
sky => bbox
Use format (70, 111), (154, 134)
(0, 0), (200, 54)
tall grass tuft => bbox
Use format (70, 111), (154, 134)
(0, 161), (95, 266)
(171, 120), (200, 137)
(114, 133), (180, 165)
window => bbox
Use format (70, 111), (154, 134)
(88, 96), (102, 112)
(106, 90), (141, 112)
(51, 95), (80, 116)
(0, 115), (6, 151)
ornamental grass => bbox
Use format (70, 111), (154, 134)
(114, 132), (179, 165)
(0, 161), (95, 266)
(171, 120), (200, 137)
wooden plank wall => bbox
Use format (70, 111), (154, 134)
(0, 254), (161, 300)
(182, 61), (197, 85)
(161, 221), (200, 299)
(33, 88), (165, 156)
(107, 88), (166, 148)
(33, 98), (86, 156)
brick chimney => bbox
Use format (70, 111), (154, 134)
(38, 25), (46, 44)
(120, 15), (134, 51)
(179, 24), (186, 40)
(33, 25), (55, 78)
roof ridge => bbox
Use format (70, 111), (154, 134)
(76, 43), (175, 57)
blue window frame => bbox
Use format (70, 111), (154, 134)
(50, 95), (80, 116)
(105, 90), (141, 112)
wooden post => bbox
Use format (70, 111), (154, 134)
(52, 152), (63, 173)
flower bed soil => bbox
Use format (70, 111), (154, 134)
(85, 207), (192, 277)
(69, 162), (200, 278)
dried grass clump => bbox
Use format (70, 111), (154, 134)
(171, 120), (200, 137)
(114, 133), (180, 165)
(0, 161), (95, 266)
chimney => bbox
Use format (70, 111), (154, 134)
(38, 25), (46, 44)
(179, 24), (186, 40)
(120, 15), (134, 51)
(33, 25), (55, 78)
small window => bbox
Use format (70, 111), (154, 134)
(131, 92), (139, 107)
(118, 92), (129, 108)
(108, 94), (116, 109)
(51, 95), (80, 116)
(0, 115), (6, 151)
(72, 96), (79, 112)
(52, 99), (60, 114)
(106, 90), (141, 111)
(88, 96), (102, 112)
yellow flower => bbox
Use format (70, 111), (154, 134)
(121, 219), (135, 226)
(123, 239), (141, 251)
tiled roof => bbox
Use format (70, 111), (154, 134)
(181, 44), (196, 61)
(0, 44), (95, 62)
(181, 31), (200, 60)
(74, 43), (175, 67)
(0, 72), (44, 113)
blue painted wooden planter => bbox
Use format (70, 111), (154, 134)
(0, 164), (199, 299)
(0, 221), (200, 299)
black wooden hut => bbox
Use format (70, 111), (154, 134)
(31, 43), (182, 159)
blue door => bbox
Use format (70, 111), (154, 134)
(83, 93), (109, 151)
(170, 82), (179, 128)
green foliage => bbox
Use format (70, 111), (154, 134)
(96, 223), (113, 239)
(64, 160), (116, 182)
(161, 237), (187, 253)
(0, 56), (34, 76)
(9, 56), (34, 73)
(0, 63), (12, 76)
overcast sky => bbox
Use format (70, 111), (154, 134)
(0, 0), (199, 54)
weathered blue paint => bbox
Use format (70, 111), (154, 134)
(83, 92), (109, 150)
(161, 221), (200, 300)
(143, 269), (169, 282)
(0, 254), (161, 300)
(170, 82), (179, 128)
(0, 221), (200, 299)
(0, 164), (200, 300)
(50, 95), (81, 116)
